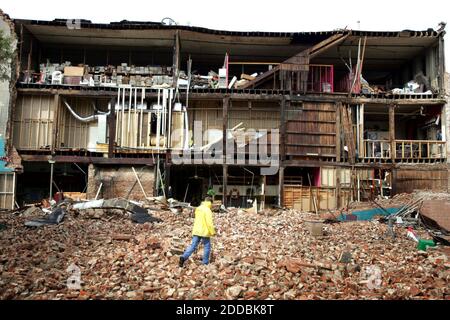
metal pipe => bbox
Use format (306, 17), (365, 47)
(62, 99), (110, 122)
(49, 161), (55, 201)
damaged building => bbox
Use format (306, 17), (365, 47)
(0, 11), (448, 211)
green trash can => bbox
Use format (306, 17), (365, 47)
(417, 239), (436, 251)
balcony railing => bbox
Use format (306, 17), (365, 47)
(363, 140), (391, 159)
(395, 140), (446, 160)
(362, 140), (446, 160)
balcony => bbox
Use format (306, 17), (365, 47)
(361, 139), (446, 162)
(395, 140), (446, 160)
(362, 140), (391, 160)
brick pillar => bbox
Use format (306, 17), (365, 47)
(86, 164), (97, 198)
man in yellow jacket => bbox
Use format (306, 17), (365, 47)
(179, 197), (216, 266)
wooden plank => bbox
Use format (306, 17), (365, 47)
(51, 94), (59, 154)
(389, 105), (396, 162)
(108, 100), (116, 158)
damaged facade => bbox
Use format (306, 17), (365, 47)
(0, 14), (448, 210)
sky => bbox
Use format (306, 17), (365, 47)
(1, 0), (449, 67)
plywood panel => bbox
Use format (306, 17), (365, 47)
(286, 102), (336, 157)
(284, 186), (336, 212)
(395, 169), (447, 193)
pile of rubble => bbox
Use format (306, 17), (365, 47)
(0, 206), (448, 300)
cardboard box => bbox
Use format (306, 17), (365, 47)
(64, 66), (85, 77)
(63, 76), (82, 85)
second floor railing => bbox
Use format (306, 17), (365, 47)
(395, 140), (446, 160)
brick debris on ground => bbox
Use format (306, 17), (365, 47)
(0, 208), (449, 300)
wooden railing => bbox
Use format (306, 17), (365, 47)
(363, 140), (391, 159)
(362, 140), (446, 160)
(395, 140), (446, 160)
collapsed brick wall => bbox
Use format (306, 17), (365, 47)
(86, 165), (155, 201)
(0, 10), (18, 141)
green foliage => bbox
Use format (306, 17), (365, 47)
(0, 30), (13, 81)
(207, 188), (216, 197)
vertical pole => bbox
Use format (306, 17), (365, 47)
(51, 94), (60, 155)
(278, 166), (284, 207)
(389, 104), (396, 162)
(49, 161), (54, 201)
(108, 98), (116, 158)
(222, 96), (229, 208)
(280, 96), (287, 163)
(222, 164), (228, 208)
(279, 96), (286, 208)
(335, 102), (341, 162)
(336, 168), (341, 209)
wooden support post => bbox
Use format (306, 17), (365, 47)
(389, 105), (396, 162)
(51, 94), (60, 155)
(438, 34), (446, 95)
(336, 168), (341, 209)
(222, 165), (228, 207)
(278, 166), (285, 207)
(173, 30), (181, 87)
(335, 102), (341, 162)
(108, 99), (116, 158)
(261, 175), (266, 211)
(223, 96), (229, 162)
(391, 168), (397, 196)
(280, 96), (287, 163)
(164, 159), (171, 199)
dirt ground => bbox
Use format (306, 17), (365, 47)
(0, 208), (449, 300)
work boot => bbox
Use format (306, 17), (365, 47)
(179, 256), (185, 267)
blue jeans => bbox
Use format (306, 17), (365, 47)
(182, 236), (211, 265)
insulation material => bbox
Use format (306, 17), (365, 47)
(58, 97), (94, 150)
(171, 111), (185, 149)
(12, 95), (55, 150)
(321, 167), (336, 187)
(284, 186), (336, 212)
(0, 172), (15, 210)
(115, 87), (173, 150)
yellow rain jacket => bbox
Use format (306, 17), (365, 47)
(192, 201), (216, 237)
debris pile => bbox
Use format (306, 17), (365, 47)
(0, 207), (448, 300)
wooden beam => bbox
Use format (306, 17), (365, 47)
(223, 96), (229, 162)
(20, 154), (156, 165)
(108, 100), (116, 158)
(389, 104), (396, 162)
(222, 164), (228, 207)
(438, 34), (446, 95)
(278, 166), (284, 207)
(51, 94), (60, 155)
(335, 102), (341, 162)
(336, 167), (341, 209)
(173, 30), (181, 87)
(280, 97), (287, 163)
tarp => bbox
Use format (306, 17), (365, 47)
(338, 207), (402, 222)
(24, 207), (66, 227)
